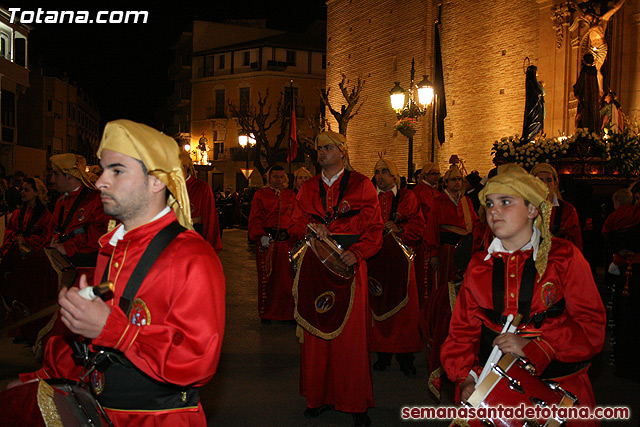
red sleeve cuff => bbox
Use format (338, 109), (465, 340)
(523, 337), (555, 374)
(92, 307), (139, 352)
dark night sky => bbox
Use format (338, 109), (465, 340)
(11, 1), (327, 128)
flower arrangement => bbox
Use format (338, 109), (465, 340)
(394, 117), (418, 132)
(491, 118), (640, 175)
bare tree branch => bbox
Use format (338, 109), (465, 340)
(319, 74), (366, 136)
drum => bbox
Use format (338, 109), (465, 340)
(289, 223), (355, 279)
(453, 353), (577, 427)
(0, 379), (111, 427)
(0, 244), (77, 344)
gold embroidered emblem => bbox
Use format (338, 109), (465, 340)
(540, 282), (557, 308)
(314, 292), (335, 313)
(77, 208), (86, 222)
(130, 298), (151, 326)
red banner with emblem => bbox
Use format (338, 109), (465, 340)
(293, 246), (355, 340)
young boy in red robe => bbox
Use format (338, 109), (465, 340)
(441, 169), (605, 426)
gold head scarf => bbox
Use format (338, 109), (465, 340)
(530, 162), (560, 200)
(373, 156), (400, 183)
(50, 154), (95, 189)
(443, 164), (463, 181)
(421, 162), (440, 176)
(97, 119), (192, 230)
(25, 177), (49, 205)
(179, 149), (196, 178)
(315, 131), (353, 171)
(497, 163), (527, 175)
(479, 170), (552, 279)
(294, 167), (313, 179)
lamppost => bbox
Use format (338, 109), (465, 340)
(238, 133), (256, 187)
(389, 58), (434, 182)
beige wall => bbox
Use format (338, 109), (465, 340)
(326, 0), (640, 176)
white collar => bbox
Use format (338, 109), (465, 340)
(422, 179), (437, 188)
(65, 185), (82, 196)
(322, 168), (345, 187)
(484, 225), (541, 261)
(109, 206), (172, 246)
(551, 193), (560, 207)
(445, 189), (462, 206)
(377, 185), (397, 196)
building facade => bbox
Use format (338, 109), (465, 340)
(18, 71), (101, 175)
(188, 20), (326, 191)
(0, 8), (30, 177)
(326, 0), (640, 176)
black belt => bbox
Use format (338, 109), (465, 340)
(440, 231), (464, 246)
(90, 348), (198, 410)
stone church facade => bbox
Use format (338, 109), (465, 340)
(325, 0), (640, 176)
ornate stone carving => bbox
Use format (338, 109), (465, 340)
(551, 2), (572, 49)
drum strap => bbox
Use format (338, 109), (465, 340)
(317, 170), (360, 224)
(551, 200), (564, 236)
(100, 221), (185, 317)
(491, 255), (537, 323)
(57, 186), (91, 234)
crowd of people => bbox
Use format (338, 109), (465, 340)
(0, 123), (636, 426)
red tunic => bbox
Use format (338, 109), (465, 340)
(368, 188), (424, 353)
(0, 204), (55, 257)
(412, 181), (440, 304)
(550, 200), (582, 250)
(51, 186), (110, 264)
(291, 170), (383, 413)
(186, 175), (222, 252)
(248, 187), (296, 320)
(602, 204), (640, 235)
(21, 210), (226, 427)
(441, 239), (605, 425)
(426, 191), (478, 289)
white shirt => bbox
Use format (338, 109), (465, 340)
(322, 168), (345, 187)
(109, 206), (171, 246)
(484, 225), (541, 261)
(445, 189), (462, 206)
(376, 185), (397, 196)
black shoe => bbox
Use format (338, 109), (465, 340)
(352, 411), (372, 426)
(303, 404), (332, 418)
(400, 364), (417, 377)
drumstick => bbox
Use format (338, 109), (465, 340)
(477, 314), (513, 384)
(77, 281), (115, 301)
(477, 313), (524, 384)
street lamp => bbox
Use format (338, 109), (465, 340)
(389, 58), (433, 182)
(238, 133), (256, 186)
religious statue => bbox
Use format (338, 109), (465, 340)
(569, 0), (627, 96)
(522, 64), (545, 142)
(573, 53), (601, 134)
(600, 90), (624, 134)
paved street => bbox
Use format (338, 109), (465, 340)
(1, 227), (639, 425)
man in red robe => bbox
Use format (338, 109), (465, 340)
(49, 154), (110, 268)
(180, 150), (222, 252)
(249, 165), (296, 322)
(368, 157), (424, 377)
(290, 131), (382, 426)
(441, 170), (605, 427)
(7, 119), (226, 427)
(531, 163), (583, 250)
(412, 162), (441, 305)
(423, 163), (478, 399)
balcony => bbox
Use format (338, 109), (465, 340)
(168, 90), (191, 109)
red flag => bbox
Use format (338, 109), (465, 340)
(287, 89), (298, 162)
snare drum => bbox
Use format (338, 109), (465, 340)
(0, 379), (111, 427)
(454, 353), (577, 427)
